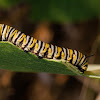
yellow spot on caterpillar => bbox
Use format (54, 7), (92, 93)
(17, 34), (26, 45)
(21, 37), (27, 48)
(83, 62), (88, 67)
(82, 66), (87, 70)
(72, 54), (76, 64)
(34, 43), (38, 53)
(47, 48), (52, 58)
(12, 32), (17, 43)
(78, 52), (83, 63)
(9, 30), (18, 41)
(28, 38), (37, 49)
(79, 56), (85, 65)
(55, 47), (62, 58)
(68, 49), (73, 61)
(23, 38), (26, 44)
(73, 54), (76, 59)
(0, 24), (2, 38)
(48, 48), (52, 54)
(61, 51), (65, 59)
(41, 43), (49, 55)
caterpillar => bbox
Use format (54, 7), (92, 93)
(0, 24), (88, 73)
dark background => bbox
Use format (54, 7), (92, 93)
(0, 0), (100, 100)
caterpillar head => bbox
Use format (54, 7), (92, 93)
(77, 55), (88, 73)
(78, 62), (88, 73)
(77, 54), (94, 73)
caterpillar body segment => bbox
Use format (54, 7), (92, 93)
(0, 24), (88, 73)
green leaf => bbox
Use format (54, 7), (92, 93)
(0, 41), (100, 78)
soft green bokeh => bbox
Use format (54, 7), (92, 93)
(0, 0), (20, 8)
(0, 0), (100, 21)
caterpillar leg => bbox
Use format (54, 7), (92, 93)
(38, 56), (43, 59)
(24, 49), (29, 53)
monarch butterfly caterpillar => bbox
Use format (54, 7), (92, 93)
(0, 24), (88, 73)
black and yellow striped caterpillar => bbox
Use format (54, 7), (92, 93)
(0, 24), (88, 73)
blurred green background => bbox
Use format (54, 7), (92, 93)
(0, 0), (100, 22)
(0, 0), (100, 100)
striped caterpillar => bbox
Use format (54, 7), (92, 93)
(0, 24), (88, 73)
